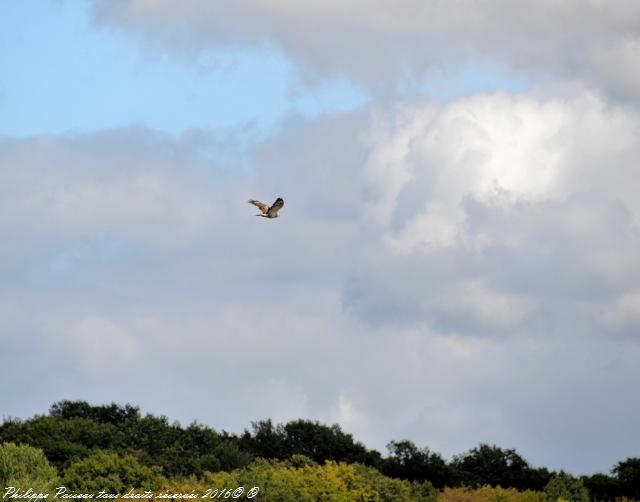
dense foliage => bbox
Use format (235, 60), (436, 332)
(0, 442), (59, 492)
(1, 401), (638, 501)
(164, 457), (437, 502)
(238, 419), (381, 468)
(544, 472), (590, 502)
(61, 451), (166, 493)
(0, 401), (243, 477)
(451, 444), (552, 491)
(439, 486), (547, 502)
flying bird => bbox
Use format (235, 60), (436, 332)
(248, 197), (284, 218)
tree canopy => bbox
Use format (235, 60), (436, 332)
(1, 401), (637, 501)
(0, 442), (59, 492)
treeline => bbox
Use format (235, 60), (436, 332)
(0, 401), (638, 501)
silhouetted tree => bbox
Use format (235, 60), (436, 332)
(283, 419), (375, 466)
(50, 401), (140, 425)
(613, 457), (640, 500)
(239, 419), (380, 467)
(240, 419), (289, 459)
(452, 443), (550, 490)
(581, 472), (621, 501)
(382, 440), (452, 488)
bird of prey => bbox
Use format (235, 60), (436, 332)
(248, 197), (285, 218)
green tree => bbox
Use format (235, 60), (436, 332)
(352, 462), (438, 502)
(544, 472), (589, 502)
(440, 485), (548, 502)
(239, 420), (288, 459)
(49, 401), (140, 425)
(0, 401), (224, 478)
(613, 457), (640, 500)
(283, 419), (377, 466)
(452, 443), (550, 490)
(239, 419), (381, 468)
(61, 451), (165, 493)
(213, 440), (252, 471)
(284, 454), (318, 468)
(581, 472), (621, 501)
(199, 458), (437, 502)
(0, 415), (124, 470)
(0, 442), (59, 493)
(382, 440), (452, 488)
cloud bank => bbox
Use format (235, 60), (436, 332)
(2, 86), (640, 472)
(91, 0), (640, 99)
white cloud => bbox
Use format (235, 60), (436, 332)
(0, 130), (225, 253)
(363, 92), (640, 251)
(90, 0), (640, 100)
(2, 89), (640, 473)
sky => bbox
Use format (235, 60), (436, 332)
(1, 0), (640, 476)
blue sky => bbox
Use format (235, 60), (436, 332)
(2, 0), (640, 476)
(0, 2), (534, 138)
(1, 2), (370, 136)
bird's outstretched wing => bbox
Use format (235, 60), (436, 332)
(248, 199), (269, 215)
(267, 197), (284, 217)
